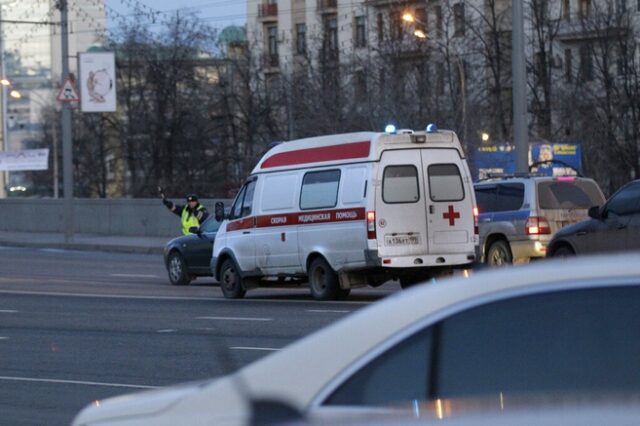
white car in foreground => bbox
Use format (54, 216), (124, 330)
(73, 255), (640, 426)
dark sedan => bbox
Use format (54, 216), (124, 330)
(163, 217), (221, 285)
(547, 179), (640, 256)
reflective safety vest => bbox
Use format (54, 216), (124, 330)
(181, 204), (205, 235)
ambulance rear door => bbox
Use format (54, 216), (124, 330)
(421, 149), (474, 254)
(375, 149), (430, 258)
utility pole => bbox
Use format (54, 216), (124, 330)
(0, 5), (7, 198)
(512, 0), (529, 173)
(59, 0), (74, 242)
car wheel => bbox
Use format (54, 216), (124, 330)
(487, 240), (513, 266)
(551, 246), (575, 257)
(167, 252), (191, 286)
(220, 259), (246, 299)
(308, 257), (340, 301)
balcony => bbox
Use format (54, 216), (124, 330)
(317, 0), (337, 13)
(258, 2), (278, 21)
(555, 13), (628, 42)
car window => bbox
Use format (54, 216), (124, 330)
(474, 185), (497, 213)
(324, 286), (640, 407)
(383, 165), (419, 204)
(241, 180), (257, 218)
(537, 180), (604, 209)
(199, 217), (221, 233)
(428, 164), (464, 202)
(438, 286), (640, 397)
(300, 170), (341, 210)
(606, 182), (640, 216)
(230, 186), (246, 219)
(324, 327), (432, 406)
(496, 183), (524, 211)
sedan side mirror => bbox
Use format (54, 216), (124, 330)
(588, 206), (602, 220)
(215, 201), (226, 222)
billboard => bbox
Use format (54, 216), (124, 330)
(475, 143), (582, 181)
(79, 52), (116, 112)
(0, 149), (49, 171)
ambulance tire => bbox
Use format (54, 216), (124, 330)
(486, 240), (513, 266)
(309, 257), (340, 301)
(220, 259), (246, 299)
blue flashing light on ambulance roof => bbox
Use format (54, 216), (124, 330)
(426, 123), (439, 133)
(384, 124), (397, 134)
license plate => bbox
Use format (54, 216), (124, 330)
(385, 234), (420, 246)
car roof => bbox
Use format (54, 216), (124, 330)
(474, 175), (595, 184)
(237, 254), (640, 407)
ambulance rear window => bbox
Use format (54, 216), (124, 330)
(428, 164), (464, 202)
(383, 165), (420, 204)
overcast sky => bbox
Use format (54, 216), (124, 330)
(106, 0), (246, 30)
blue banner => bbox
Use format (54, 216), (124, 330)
(474, 143), (581, 181)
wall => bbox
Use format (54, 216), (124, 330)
(0, 198), (231, 237)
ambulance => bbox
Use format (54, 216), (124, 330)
(211, 126), (479, 300)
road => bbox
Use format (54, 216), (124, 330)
(0, 247), (396, 426)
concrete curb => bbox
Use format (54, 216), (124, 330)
(0, 239), (165, 255)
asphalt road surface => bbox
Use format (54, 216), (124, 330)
(0, 246), (397, 426)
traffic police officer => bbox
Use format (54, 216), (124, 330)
(160, 189), (209, 235)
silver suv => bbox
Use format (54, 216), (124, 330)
(474, 175), (605, 265)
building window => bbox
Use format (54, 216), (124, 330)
(377, 13), (384, 44)
(565, 48), (573, 83)
(435, 5), (443, 37)
(578, 0), (591, 17)
(354, 70), (367, 102)
(324, 16), (338, 55)
(562, 0), (571, 19)
(355, 16), (366, 48)
(453, 3), (465, 36)
(579, 44), (593, 81)
(617, 0), (627, 13)
(617, 45), (628, 76)
(391, 12), (403, 40)
(296, 23), (307, 55)
(266, 25), (278, 67)
(416, 8), (427, 33)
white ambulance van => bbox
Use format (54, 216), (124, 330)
(211, 127), (478, 300)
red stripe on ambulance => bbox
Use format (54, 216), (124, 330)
(260, 141), (371, 169)
(231, 208), (366, 231)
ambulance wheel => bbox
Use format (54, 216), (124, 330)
(220, 259), (246, 299)
(167, 252), (191, 286)
(309, 258), (340, 301)
(487, 240), (512, 266)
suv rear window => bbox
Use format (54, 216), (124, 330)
(537, 181), (603, 209)
(474, 183), (524, 213)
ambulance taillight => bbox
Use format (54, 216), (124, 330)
(473, 207), (479, 235)
(367, 211), (376, 239)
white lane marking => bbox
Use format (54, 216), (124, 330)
(0, 289), (370, 305)
(0, 310), (18, 313)
(230, 347), (280, 352)
(157, 329), (177, 333)
(196, 316), (272, 321)
(110, 274), (158, 278)
(306, 309), (350, 313)
(0, 376), (158, 389)
(0, 337), (8, 340)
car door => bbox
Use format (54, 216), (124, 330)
(374, 150), (429, 257)
(226, 179), (257, 273)
(421, 150), (473, 254)
(186, 218), (221, 274)
(580, 182), (640, 254)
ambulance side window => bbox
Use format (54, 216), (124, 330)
(300, 170), (341, 210)
(428, 164), (464, 202)
(383, 165), (419, 204)
(230, 179), (257, 219)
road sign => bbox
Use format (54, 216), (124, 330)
(56, 78), (80, 102)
